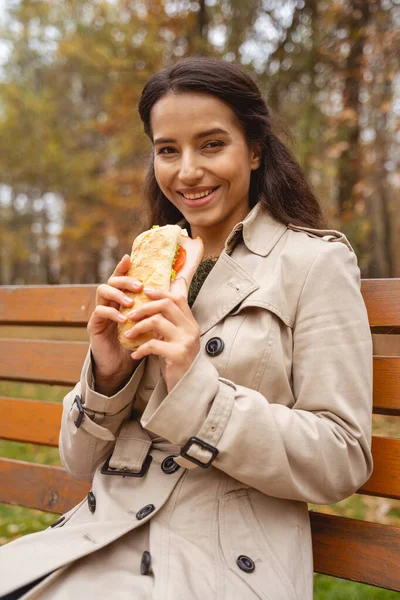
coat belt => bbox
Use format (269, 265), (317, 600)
(109, 421), (181, 472)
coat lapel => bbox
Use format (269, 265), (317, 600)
(191, 251), (259, 336)
(189, 203), (288, 336)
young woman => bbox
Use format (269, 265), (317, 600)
(0, 57), (373, 600)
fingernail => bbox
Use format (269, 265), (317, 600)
(118, 313), (127, 322)
(127, 309), (137, 319)
(144, 287), (154, 294)
(123, 295), (134, 304)
(131, 281), (142, 291)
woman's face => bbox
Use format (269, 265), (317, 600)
(150, 92), (260, 238)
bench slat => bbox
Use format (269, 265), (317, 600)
(0, 398), (62, 446)
(373, 357), (400, 415)
(359, 437), (400, 500)
(0, 281), (399, 592)
(0, 286), (95, 325)
(0, 339), (88, 385)
(0, 397), (399, 500)
(0, 458), (90, 513)
(0, 282), (399, 328)
(361, 279), (400, 330)
(311, 511), (400, 591)
(2, 458), (400, 590)
(0, 397), (400, 500)
(2, 340), (399, 415)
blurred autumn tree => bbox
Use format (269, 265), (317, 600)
(0, 0), (398, 283)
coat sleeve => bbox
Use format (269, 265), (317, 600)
(140, 241), (373, 504)
(59, 351), (146, 482)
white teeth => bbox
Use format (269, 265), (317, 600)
(181, 188), (215, 200)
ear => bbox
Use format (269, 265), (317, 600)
(250, 143), (262, 171)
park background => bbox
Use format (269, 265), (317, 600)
(0, 0), (399, 598)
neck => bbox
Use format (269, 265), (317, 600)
(191, 230), (225, 259)
(189, 207), (249, 259)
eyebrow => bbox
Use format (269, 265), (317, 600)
(153, 128), (230, 145)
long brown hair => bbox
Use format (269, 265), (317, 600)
(138, 57), (326, 229)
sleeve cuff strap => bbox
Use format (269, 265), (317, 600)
(140, 351), (236, 469)
(83, 356), (146, 414)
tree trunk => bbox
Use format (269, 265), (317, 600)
(336, 0), (371, 216)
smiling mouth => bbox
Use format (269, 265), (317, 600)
(179, 187), (219, 200)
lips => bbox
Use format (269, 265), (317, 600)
(178, 186), (219, 200)
(178, 186), (220, 208)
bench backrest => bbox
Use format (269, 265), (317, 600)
(0, 282), (400, 590)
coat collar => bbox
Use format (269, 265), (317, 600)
(224, 201), (288, 257)
(179, 201), (288, 258)
(185, 202), (288, 336)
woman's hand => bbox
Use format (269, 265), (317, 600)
(87, 254), (144, 394)
(124, 278), (200, 393)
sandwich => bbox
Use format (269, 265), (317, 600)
(118, 224), (204, 351)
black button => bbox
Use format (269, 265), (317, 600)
(136, 504), (155, 520)
(205, 337), (225, 357)
(50, 516), (65, 528)
(161, 456), (180, 475)
(140, 550), (152, 575)
(87, 491), (96, 513)
(237, 555), (255, 573)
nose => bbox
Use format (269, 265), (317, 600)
(179, 150), (204, 184)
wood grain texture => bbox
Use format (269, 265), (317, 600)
(1, 395), (398, 501)
(0, 398), (62, 446)
(359, 437), (400, 499)
(0, 325), (89, 342)
(361, 279), (400, 329)
(0, 285), (96, 325)
(0, 280), (398, 327)
(0, 339), (88, 385)
(373, 357), (400, 415)
(311, 511), (400, 591)
(0, 458), (90, 513)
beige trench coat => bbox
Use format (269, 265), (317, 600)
(0, 202), (373, 600)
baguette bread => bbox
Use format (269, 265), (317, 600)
(118, 224), (204, 351)
(118, 225), (182, 350)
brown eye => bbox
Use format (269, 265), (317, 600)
(157, 147), (176, 155)
(203, 141), (224, 150)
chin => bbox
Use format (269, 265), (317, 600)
(186, 214), (217, 228)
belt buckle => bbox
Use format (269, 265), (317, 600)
(101, 453), (153, 477)
(180, 436), (219, 468)
(72, 395), (85, 428)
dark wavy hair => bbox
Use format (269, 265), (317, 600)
(138, 57), (326, 229)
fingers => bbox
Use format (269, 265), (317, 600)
(124, 313), (175, 343)
(131, 338), (172, 361)
(107, 275), (143, 293)
(108, 256), (144, 291)
(126, 297), (183, 327)
(90, 305), (129, 326)
(96, 283), (136, 308)
(111, 254), (131, 278)
(142, 283), (192, 317)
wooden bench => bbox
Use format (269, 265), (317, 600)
(0, 282), (399, 591)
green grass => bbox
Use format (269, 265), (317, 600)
(1, 380), (400, 598)
(0, 381), (68, 544)
(0, 503), (59, 545)
(0, 440), (61, 465)
(0, 380), (70, 403)
(313, 575), (400, 599)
